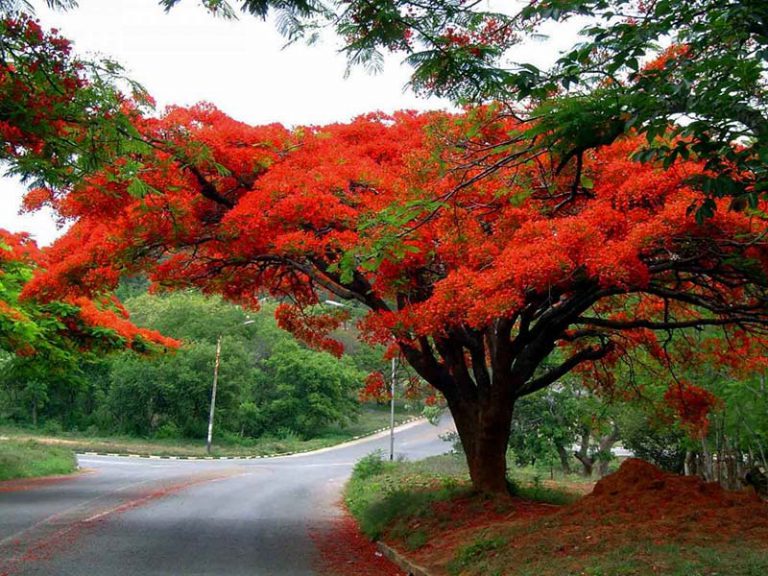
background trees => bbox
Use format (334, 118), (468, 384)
(1, 287), (375, 440)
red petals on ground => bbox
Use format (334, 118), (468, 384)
(312, 508), (405, 576)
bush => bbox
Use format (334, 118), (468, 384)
(346, 454), (469, 540)
(42, 420), (63, 435)
(153, 422), (181, 439)
(352, 451), (387, 481)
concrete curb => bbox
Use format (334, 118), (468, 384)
(76, 416), (425, 461)
(377, 541), (433, 576)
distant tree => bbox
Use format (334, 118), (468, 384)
(620, 411), (687, 474)
(105, 340), (252, 437)
(509, 382), (623, 478)
(258, 341), (362, 437)
(508, 385), (581, 475)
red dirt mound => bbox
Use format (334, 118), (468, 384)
(563, 458), (768, 543)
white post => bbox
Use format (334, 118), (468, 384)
(206, 335), (222, 455)
(389, 355), (397, 461)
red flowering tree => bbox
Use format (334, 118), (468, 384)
(0, 229), (175, 361)
(0, 14), (153, 196)
(17, 99), (768, 493)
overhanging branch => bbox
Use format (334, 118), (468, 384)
(519, 342), (614, 397)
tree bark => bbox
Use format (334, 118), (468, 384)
(596, 423), (620, 478)
(575, 427), (594, 477)
(555, 442), (573, 475)
(448, 393), (515, 495)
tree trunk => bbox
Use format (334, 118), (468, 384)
(448, 395), (515, 495)
(596, 423), (620, 478)
(684, 450), (695, 476)
(575, 427), (594, 477)
(31, 400), (37, 427)
(555, 442), (573, 475)
(575, 453), (594, 477)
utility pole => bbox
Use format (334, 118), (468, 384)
(206, 335), (222, 455)
(389, 355), (397, 461)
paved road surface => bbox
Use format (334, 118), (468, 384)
(0, 417), (454, 575)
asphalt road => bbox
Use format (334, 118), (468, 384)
(0, 417), (454, 575)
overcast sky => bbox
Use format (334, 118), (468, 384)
(1, 0), (578, 245)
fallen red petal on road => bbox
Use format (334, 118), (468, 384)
(311, 507), (404, 576)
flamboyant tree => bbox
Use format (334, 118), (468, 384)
(0, 229), (175, 360)
(4, 13), (768, 493)
(154, 0), (768, 215)
(16, 98), (768, 493)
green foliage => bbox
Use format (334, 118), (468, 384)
(619, 411), (687, 473)
(258, 340), (362, 436)
(104, 341), (248, 437)
(1, 289), (382, 443)
(352, 451), (388, 480)
(125, 291), (254, 345)
(0, 15), (153, 193)
(508, 384), (581, 468)
(0, 439), (77, 481)
(422, 404), (443, 425)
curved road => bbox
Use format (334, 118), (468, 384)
(0, 417), (454, 575)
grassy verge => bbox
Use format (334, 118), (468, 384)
(0, 405), (420, 458)
(0, 439), (77, 481)
(346, 453), (472, 541)
(345, 454), (768, 576)
(344, 453), (578, 544)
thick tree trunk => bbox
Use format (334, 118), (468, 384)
(448, 395), (515, 495)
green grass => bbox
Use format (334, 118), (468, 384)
(345, 453), (471, 540)
(344, 452), (768, 576)
(510, 476), (581, 505)
(0, 405), (419, 458)
(0, 439), (78, 481)
(344, 452), (578, 543)
(497, 542), (768, 576)
(448, 533), (508, 575)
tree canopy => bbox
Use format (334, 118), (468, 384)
(147, 1), (768, 213)
(16, 96), (768, 492)
(3, 5), (768, 494)
(0, 229), (174, 358)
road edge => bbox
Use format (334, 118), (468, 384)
(74, 416), (427, 461)
(376, 541), (434, 576)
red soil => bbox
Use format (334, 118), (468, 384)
(312, 508), (406, 576)
(386, 459), (768, 575)
(0, 471), (85, 493)
(566, 458), (768, 542)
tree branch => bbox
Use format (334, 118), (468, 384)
(520, 342), (613, 397)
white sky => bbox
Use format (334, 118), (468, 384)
(1, 0), (580, 245)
